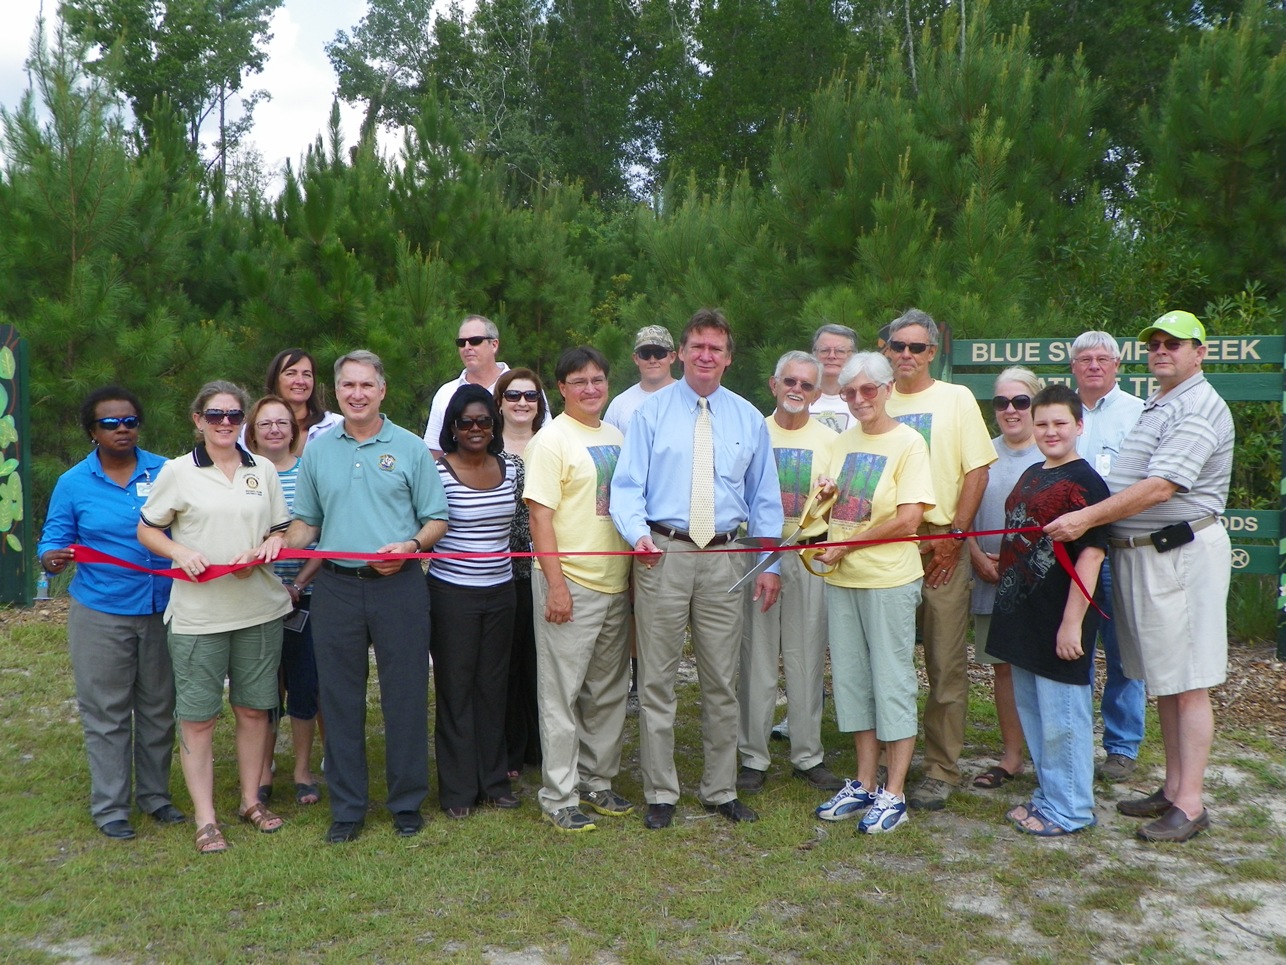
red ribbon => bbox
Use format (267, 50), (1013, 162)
(66, 528), (1105, 616)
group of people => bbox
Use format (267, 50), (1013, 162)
(37, 305), (1232, 850)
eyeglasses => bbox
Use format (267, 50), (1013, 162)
(453, 415), (495, 430)
(563, 376), (607, 390)
(839, 383), (882, 402)
(992, 395), (1032, 411)
(255, 419), (292, 431)
(95, 416), (140, 430)
(455, 335), (495, 348)
(202, 409), (245, 425)
(887, 340), (931, 355)
(778, 376), (817, 393)
(502, 389), (540, 403)
(1147, 338), (1190, 353)
(1072, 355), (1116, 368)
(635, 346), (671, 361)
(814, 346), (853, 358)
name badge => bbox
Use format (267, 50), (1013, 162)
(135, 481), (153, 497)
(1095, 453), (1112, 477)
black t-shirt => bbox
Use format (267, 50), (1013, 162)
(984, 459), (1110, 685)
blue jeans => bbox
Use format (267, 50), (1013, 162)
(1012, 666), (1096, 831)
(1097, 561), (1145, 757)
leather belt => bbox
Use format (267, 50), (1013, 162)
(1108, 515), (1217, 549)
(648, 522), (738, 547)
(322, 559), (405, 579)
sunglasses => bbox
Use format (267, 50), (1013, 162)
(1147, 338), (1190, 353)
(992, 395), (1032, 411)
(96, 416), (140, 430)
(635, 346), (671, 361)
(839, 383), (882, 402)
(455, 335), (495, 348)
(202, 409), (245, 425)
(779, 376), (817, 393)
(502, 389), (540, 403)
(887, 340), (931, 355)
(454, 415), (495, 431)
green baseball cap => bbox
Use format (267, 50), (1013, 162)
(1139, 310), (1206, 345)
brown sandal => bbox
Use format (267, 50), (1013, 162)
(195, 823), (229, 854)
(239, 802), (284, 833)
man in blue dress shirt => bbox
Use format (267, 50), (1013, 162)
(611, 309), (784, 829)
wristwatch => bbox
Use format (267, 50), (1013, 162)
(948, 527), (965, 540)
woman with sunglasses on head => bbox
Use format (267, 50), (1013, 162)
(136, 381), (293, 854)
(495, 368), (549, 780)
(244, 396), (324, 808)
(968, 367), (1045, 791)
(429, 384), (520, 818)
(38, 387), (184, 841)
(262, 348), (341, 453)
(812, 352), (935, 834)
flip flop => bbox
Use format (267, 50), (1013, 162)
(973, 765), (1018, 790)
(1014, 806), (1086, 838)
(295, 783), (321, 806)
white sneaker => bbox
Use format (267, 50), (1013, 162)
(815, 779), (875, 821)
(859, 788), (909, 834)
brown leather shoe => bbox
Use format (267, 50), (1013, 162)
(1116, 788), (1172, 818)
(1137, 805), (1210, 843)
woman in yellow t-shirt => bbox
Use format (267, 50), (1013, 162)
(812, 352), (935, 834)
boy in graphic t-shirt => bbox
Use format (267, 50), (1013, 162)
(984, 384), (1110, 836)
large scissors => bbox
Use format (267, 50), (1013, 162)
(726, 486), (837, 593)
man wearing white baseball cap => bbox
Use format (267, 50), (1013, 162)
(1045, 310), (1233, 843)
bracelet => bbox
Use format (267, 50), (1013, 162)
(409, 537), (423, 552)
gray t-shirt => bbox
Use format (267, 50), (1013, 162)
(971, 436), (1043, 615)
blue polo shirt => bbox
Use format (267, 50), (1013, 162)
(37, 448), (172, 616)
(293, 415), (448, 562)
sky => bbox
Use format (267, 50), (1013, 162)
(0, 0), (389, 180)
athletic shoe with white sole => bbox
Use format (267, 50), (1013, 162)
(859, 788), (909, 834)
(815, 779), (875, 821)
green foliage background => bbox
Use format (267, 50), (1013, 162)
(3, 2), (1284, 556)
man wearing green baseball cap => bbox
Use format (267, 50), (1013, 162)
(1044, 309), (1233, 843)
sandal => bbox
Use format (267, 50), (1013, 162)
(239, 802), (285, 833)
(195, 823), (229, 854)
(257, 784), (273, 804)
(973, 765), (1018, 790)
(295, 783), (321, 806)
(1014, 806), (1086, 838)
(1005, 802), (1034, 825)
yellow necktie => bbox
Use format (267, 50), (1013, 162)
(689, 397), (715, 548)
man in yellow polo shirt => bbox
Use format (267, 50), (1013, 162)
(883, 309), (996, 810)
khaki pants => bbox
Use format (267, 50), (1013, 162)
(918, 527), (971, 785)
(533, 572), (631, 814)
(633, 534), (745, 806)
(737, 550), (827, 771)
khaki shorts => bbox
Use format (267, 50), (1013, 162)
(167, 618), (284, 720)
(1110, 523), (1230, 697)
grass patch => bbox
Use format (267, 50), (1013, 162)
(3, 613), (1284, 964)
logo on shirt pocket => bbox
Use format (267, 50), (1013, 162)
(379, 454), (397, 472)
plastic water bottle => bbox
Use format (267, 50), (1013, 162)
(35, 569), (51, 601)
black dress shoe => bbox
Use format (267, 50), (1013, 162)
(326, 820), (363, 844)
(477, 793), (521, 809)
(393, 811), (424, 836)
(704, 798), (758, 823)
(148, 804), (187, 824)
(100, 820), (136, 839)
(736, 766), (766, 793)
(643, 803), (675, 830)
